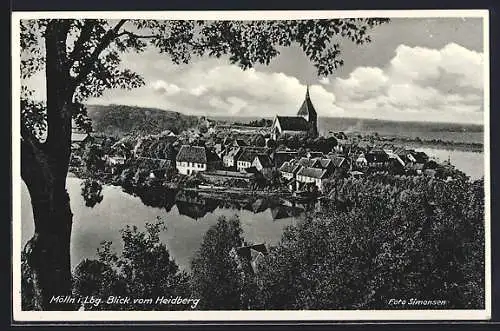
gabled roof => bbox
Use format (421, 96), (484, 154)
(411, 151), (429, 163)
(298, 157), (315, 168)
(279, 161), (301, 174)
(313, 158), (333, 169)
(276, 116), (310, 131)
(177, 145), (207, 163)
(297, 167), (328, 179)
(254, 154), (272, 168)
(297, 87), (317, 117)
(72, 132), (90, 142)
(238, 149), (257, 162)
(393, 146), (409, 156)
(225, 147), (242, 158)
(328, 156), (346, 168)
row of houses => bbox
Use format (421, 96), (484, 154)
(279, 155), (350, 192)
(354, 146), (431, 174)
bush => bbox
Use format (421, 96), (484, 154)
(73, 217), (191, 310)
(254, 176), (485, 309)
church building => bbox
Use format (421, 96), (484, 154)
(271, 86), (319, 140)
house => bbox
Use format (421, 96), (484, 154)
(393, 147), (417, 165)
(365, 149), (389, 170)
(237, 149), (257, 172)
(327, 155), (350, 171)
(424, 168), (437, 177)
(279, 160), (302, 180)
(71, 132), (91, 150)
(271, 86), (318, 140)
(271, 151), (297, 168)
(311, 158), (336, 176)
(106, 155), (126, 166)
(296, 167), (328, 192)
(176, 145), (208, 175)
(355, 153), (368, 168)
(223, 147), (243, 168)
(252, 154), (273, 172)
(230, 243), (269, 274)
(385, 150), (406, 168)
(214, 143), (224, 158)
(406, 162), (425, 175)
(135, 157), (173, 179)
(409, 150), (429, 164)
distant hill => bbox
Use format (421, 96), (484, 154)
(86, 104), (199, 137)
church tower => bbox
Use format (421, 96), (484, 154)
(297, 86), (318, 138)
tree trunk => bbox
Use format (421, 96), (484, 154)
(21, 20), (75, 311)
(22, 138), (74, 310)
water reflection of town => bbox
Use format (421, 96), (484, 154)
(123, 186), (316, 220)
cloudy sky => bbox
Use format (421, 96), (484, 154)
(25, 17), (485, 124)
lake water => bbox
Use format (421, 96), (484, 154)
(20, 179), (302, 271)
(20, 147), (484, 271)
(416, 148), (484, 180)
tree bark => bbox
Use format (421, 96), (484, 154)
(22, 141), (74, 310)
(21, 20), (75, 311)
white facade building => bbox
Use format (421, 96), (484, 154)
(176, 145), (208, 175)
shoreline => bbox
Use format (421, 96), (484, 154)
(389, 140), (483, 153)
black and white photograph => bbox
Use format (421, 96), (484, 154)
(12, 10), (490, 321)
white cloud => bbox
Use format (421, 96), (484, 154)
(151, 80), (181, 95)
(318, 77), (330, 85)
(388, 42), (483, 89)
(189, 85), (208, 96)
(332, 42), (484, 122)
(82, 42), (482, 124)
(335, 67), (389, 101)
(139, 61), (343, 117)
(439, 43), (483, 89)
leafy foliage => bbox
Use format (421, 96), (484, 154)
(254, 176), (485, 309)
(73, 217), (191, 310)
(190, 215), (247, 310)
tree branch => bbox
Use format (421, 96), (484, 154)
(72, 19), (128, 88)
(116, 30), (157, 39)
(68, 20), (95, 62)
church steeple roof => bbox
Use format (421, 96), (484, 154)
(297, 85), (317, 117)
